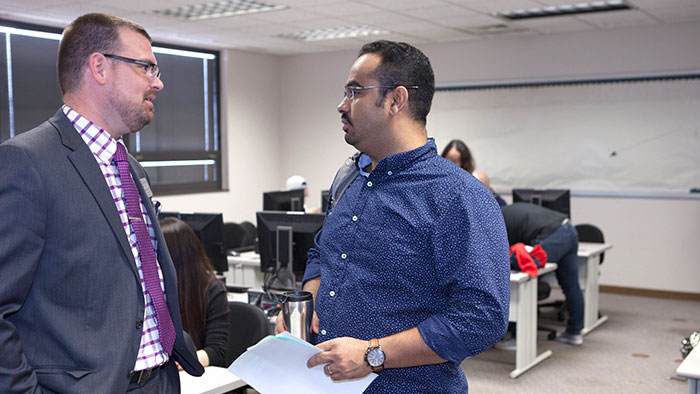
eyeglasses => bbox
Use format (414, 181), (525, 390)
(343, 85), (419, 100)
(103, 54), (161, 79)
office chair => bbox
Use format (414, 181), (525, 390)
(537, 279), (558, 340)
(575, 223), (606, 264)
(224, 301), (269, 393)
(539, 223), (606, 322)
(223, 222), (247, 252)
(239, 221), (257, 248)
(225, 301), (270, 366)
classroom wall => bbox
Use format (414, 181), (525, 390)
(159, 21), (700, 294)
(276, 22), (700, 294)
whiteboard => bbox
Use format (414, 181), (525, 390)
(427, 79), (700, 195)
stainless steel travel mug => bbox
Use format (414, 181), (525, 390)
(281, 291), (313, 342)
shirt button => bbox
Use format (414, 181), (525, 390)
(321, 330), (327, 335)
(367, 181), (373, 187)
(136, 320), (143, 329)
(387, 171), (393, 175)
(329, 291), (335, 297)
(341, 253), (347, 259)
(352, 215), (358, 222)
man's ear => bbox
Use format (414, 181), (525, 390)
(388, 86), (410, 116)
(87, 52), (109, 86)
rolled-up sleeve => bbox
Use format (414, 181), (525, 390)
(418, 189), (510, 364)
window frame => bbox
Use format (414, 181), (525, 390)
(0, 18), (223, 196)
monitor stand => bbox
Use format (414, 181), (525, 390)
(275, 225), (296, 290)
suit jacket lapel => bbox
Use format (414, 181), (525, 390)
(50, 109), (140, 278)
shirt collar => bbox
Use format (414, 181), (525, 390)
(62, 105), (122, 164)
(356, 138), (437, 176)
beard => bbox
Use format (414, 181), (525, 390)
(108, 89), (155, 132)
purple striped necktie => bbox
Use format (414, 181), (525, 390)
(113, 142), (175, 355)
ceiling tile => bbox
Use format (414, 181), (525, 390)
(399, 4), (482, 19)
(627, 0), (700, 9)
(435, 13), (506, 28)
(454, 0), (543, 14)
(300, 2), (382, 17)
(575, 9), (660, 28)
(358, 0), (450, 11)
(643, 5), (700, 23)
(513, 15), (597, 33)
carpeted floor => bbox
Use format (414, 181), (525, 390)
(461, 290), (700, 393)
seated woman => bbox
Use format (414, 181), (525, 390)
(441, 138), (475, 174)
(160, 217), (230, 367)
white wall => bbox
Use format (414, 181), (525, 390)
(275, 22), (700, 294)
(163, 22), (700, 293)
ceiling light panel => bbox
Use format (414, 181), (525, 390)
(495, 0), (633, 20)
(278, 25), (389, 42)
(151, 0), (288, 21)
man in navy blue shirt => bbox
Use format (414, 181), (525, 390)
(277, 40), (510, 393)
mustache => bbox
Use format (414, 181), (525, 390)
(341, 114), (352, 126)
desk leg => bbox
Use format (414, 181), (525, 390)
(511, 278), (552, 379)
(690, 377), (699, 394)
(582, 254), (608, 336)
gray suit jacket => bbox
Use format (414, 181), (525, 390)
(0, 110), (204, 393)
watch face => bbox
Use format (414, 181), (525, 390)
(367, 348), (385, 367)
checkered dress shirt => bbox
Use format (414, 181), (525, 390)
(62, 105), (169, 370)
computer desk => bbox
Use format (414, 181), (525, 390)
(228, 253), (557, 379)
(677, 346), (700, 394)
(179, 366), (246, 394)
(577, 242), (613, 335)
(508, 263), (557, 378)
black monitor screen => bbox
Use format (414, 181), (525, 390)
(256, 211), (324, 279)
(321, 190), (329, 212)
(263, 189), (305, 212)
(512, 189), (571, 216)
(158, 212), (227, 273)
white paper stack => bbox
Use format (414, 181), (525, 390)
(229, 332), (377, 394)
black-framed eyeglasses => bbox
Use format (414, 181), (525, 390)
(343, 85), (419, 100)
(103, 54), (161, 79)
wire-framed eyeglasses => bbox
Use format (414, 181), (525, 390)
(343, 85), (419, 100)
(103, 54), (161, 80)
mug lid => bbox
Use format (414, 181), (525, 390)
(282, 291), (313, 302)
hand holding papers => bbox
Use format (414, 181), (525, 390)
(229, 332), (377, 394)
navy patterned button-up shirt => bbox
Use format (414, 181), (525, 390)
(303, 139), (510, 393)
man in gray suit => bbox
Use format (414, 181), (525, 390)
(0, 13), (204, 393)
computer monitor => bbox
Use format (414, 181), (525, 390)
(256, 211), (325, 289)
(321, 190), (330, 212)
(158, 212), (227, 273)
(262, 189), (305, 212)
(512, 188), (571, 217)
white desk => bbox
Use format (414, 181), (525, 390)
(577, 242), (613, 335)
(229, 252), (555, 378)
(180, 366), (247, 394)
(226, 252), (265, 288)
(508, 263), (557, 379)
(678, 346), (700, 394)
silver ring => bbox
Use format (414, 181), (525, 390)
(325, 364), (333, 375)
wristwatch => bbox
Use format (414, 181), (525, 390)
(364, 338), (385, 372)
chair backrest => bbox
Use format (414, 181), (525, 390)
(226, 301), (270, 366)
(223, 222), (247, 251)
(575, 223), (605, 264)
(537, 278), (552, 301)
(239, 221), (257, 247)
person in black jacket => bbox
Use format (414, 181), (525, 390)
(500, 202), (584, 345)
(161, 217), (231, 366)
